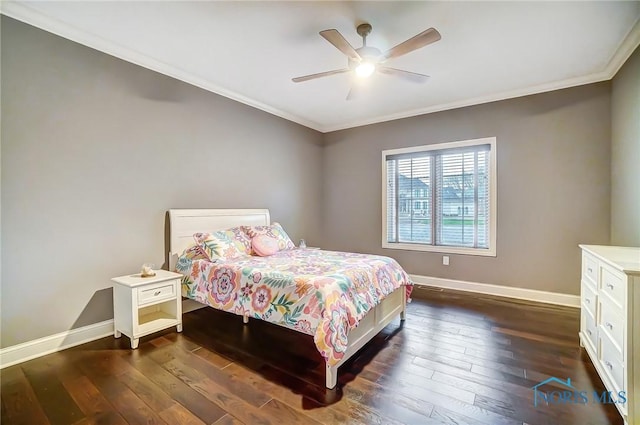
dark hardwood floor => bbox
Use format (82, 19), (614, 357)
(1, 286), (624, 425)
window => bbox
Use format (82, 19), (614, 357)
(382, 137), (496, 256)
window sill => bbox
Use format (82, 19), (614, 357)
(382, 242), (496, 257)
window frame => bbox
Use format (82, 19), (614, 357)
(381, 137), (497, 257)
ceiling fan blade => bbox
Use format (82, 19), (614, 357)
(378, 67), (430, 83)
(381, 28), (441, 61)
(320, 29), (361, 61)
(292, 69), (350, 83)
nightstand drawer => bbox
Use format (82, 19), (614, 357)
(138, 281), (176, 306)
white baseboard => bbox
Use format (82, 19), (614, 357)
(410, 274), (580, 308)
(0, 319), (114, 369)
(0, 298), (206, 369)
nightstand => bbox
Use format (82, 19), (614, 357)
(112, 269), (183, 349)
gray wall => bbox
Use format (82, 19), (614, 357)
(1, 17), (324, 348)
(611, 46), (640, 246)
(322, 84), (612, 295)
(1, 15), (630, 349)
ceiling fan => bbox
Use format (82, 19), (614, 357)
(292, 23), (441, 99)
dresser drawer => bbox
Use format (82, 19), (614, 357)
(582, 308), (597, 352)
(599, 332), (625, 394)
(581, 280), (597, 318)
(599, 297), (624, 356)
(582, 251), (599, 286)
(600, 265), (625, 309)
(138, 280), (177, 306)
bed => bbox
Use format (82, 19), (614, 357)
(168, 208), (411, 389)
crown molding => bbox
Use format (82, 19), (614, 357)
(321, 71), (612, 132)
(2, 2), (638, 134)
(0, 1), (324, 132)
(323, 17), (640, 132)
(603, 15), (640, 77)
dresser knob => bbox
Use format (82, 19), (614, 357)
(605, 322), (613, 330)
(605, 361), (613, 370)
(588, 267), (593, 273)
(154, 291), (161, 296)
(606, 283), (614, 290)
(586, 329), (592, 336)
(585, 299), (591, 304)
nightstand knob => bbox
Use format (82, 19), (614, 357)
(154, 290), (161, 296)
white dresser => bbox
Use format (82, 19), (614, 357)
(579, 245), (640, 425)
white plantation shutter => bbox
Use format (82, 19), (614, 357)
(386, 159), (397, 242)
(383, 138), (495, 255)
(435, 146), (490, 249)
(387, 155), (432, 244)
(477, 149), (491, 248)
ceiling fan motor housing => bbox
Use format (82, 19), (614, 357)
(350, 46), (382, 70)
(356, 23), (372, 38)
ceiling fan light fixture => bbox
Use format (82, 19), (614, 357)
(292, 23), (439, 91)
(355, 61), (375, 78)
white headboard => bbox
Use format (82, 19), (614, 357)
(168, 208), (270, 269)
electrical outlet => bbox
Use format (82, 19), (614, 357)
(443, 255), (450, 266)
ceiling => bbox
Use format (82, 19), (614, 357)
(2, 1), (639, 133)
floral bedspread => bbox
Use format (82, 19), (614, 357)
(176, 249), (412, 366)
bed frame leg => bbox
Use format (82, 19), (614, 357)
(243, 314), (249, 324)
(326, 363), (337, 389)
(400, 287), (407, 321)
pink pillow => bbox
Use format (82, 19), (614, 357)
(252, 235), (280, 257)
(242, 223), (296, 252)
